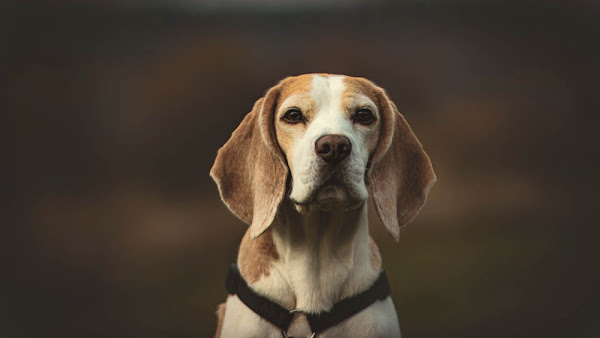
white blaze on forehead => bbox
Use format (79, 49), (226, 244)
(310, 75), (346, 111)
(309, 75), (349, 135)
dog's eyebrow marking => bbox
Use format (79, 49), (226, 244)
(343, 94), (378, 115)
(278, 94), (316, 116)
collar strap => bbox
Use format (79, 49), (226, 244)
(225, 263), (391, 334)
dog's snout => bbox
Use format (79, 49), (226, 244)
(315, 135), (352, 164)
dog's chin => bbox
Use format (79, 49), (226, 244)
(293, 183), (364, 213)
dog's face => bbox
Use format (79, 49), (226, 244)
(211, 74), (436, 240)
(274, 75), (381, 211)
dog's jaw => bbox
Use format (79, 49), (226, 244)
(293, 182), (365, 213)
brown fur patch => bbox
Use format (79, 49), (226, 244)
(214, 301), (227, 338)
(342, 76), (381, 103)
(278, 74), (314, 102)
(238, 228), (280, 283)
(369, 237), (382, 271)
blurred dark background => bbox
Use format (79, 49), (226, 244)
(2, 1), (599, 337)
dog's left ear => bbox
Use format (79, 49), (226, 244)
(369, 88), (436, 241)
(210, 83), (288, 239)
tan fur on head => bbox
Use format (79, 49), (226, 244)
(210, 83), (288, 239)
(368, 85), (437, 241)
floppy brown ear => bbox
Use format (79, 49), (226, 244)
(369, 89), (436, 241)
(210, 84), (288, 239)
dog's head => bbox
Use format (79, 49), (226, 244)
(210, 74), (436, 240)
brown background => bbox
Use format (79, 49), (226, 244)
(3, 1), (599, 337)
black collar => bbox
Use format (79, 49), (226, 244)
(225, 263), (391, 336)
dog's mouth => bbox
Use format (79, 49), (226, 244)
(291, 177), (364, 213)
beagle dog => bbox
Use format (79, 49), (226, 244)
(211, 74), (436, 338)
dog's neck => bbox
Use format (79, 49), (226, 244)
(237, 200), (381, 314)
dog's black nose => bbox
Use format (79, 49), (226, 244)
(315, 135), (352, 164)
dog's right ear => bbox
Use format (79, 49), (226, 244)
(210, 83), (288, 239)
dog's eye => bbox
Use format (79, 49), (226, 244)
(282, 108), (305, 124)
(353, 108), (375, 125)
